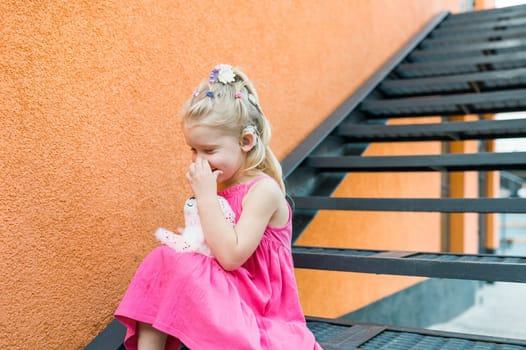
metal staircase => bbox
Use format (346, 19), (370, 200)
(282, 5), (526, 349)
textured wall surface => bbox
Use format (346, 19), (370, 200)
(1, 0), (461, 348)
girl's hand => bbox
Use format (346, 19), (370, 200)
(185, 157), (222, 200)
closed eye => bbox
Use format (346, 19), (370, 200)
(189, 146), (216, 155)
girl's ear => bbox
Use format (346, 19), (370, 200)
(240, 131), (256, 152)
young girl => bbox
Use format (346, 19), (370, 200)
(115, 64), (322, 350)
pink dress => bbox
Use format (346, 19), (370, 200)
(115, 176), (322, 349)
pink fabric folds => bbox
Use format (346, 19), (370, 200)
(115, 176), (322, 349)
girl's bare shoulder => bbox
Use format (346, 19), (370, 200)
(243, 176), (288, 226)
(248, 176), (284, 199)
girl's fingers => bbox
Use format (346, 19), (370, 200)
(202, 159), (211, 172)
(188, 162), (196, 175)
(194, 157), (212, 174)
(193, 158), (200, 170)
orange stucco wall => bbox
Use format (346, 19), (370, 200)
(2, 1), (464, 348)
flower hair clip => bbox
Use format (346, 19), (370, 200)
(209, 64), (236, 84)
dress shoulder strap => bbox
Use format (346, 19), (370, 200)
(245, 174), (271, 188)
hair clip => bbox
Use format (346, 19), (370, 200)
(209, 64), (236, 84)
(234, 92), (242, 99)
(206, 91), (214, 98)
(193, 89), (200, 97)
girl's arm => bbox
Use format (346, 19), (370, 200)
(196, 179), (283, 271)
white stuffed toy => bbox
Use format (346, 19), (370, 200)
(155, 196), (235, 257)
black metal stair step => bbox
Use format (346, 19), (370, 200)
(443, 4), (526, 24)
(307, 317), (526, 349)
(432, 17), (526, 37)
(380, 68), (526, 96)
(305, 152), (526, 172)
(440, 11), (526, 29)
(421, 26), (526, 48)
(360, 89), (526, 117)
(337, 119), (526, 142)
(410, 38), (526, 62)
(396, 51), (526, 78)
(293, 246), (526, 282)
(429, 25), (525, 40)
(291, 197), (526, 213)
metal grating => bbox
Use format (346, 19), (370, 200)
(291, 197), (526, 213)
(307, 321), (352, 342)
(306, 319), (526, 350)
(409, 39), (526, 61)
(432, 17), (526, 37)
(411, 253), (526, 264)
(360, 89), (526, 117)
(396, 52), (526, 78)
(293, 246), (526, 282)
(337, 119), (526, 142)
(305, 152), (526, 172)
(437, 15), (526, 29)
(359, 331), (526, 350)
(380, 68), (526, 96)
(443, 4), (526, 24)
(422, 26), (526, 48)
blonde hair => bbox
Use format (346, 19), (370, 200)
(181, 65), (285, 194)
